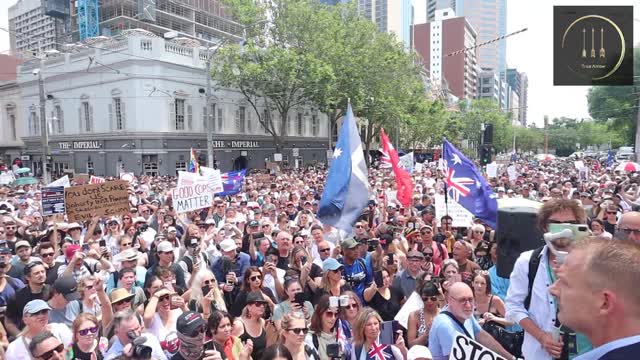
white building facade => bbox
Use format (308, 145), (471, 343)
(16, 33), (329, 177)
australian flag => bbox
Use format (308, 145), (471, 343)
(317, 104), (369, 233)
(216, 169), (247, 196)
(607, 149), (614, 168)
(442, 138), (497, 228)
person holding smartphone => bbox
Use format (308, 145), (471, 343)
(272, 278), (314, 332)
(363, 269), (403, 322)
(304, 295), (344, 360)
(143, 287), (185, 349)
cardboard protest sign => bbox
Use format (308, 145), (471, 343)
(435, 194), (474, 227)
(200, 166), (224, 193)
(47, 175), (70, 188)
(449, 332), (508, 360)
(172, 184), (213, 213)
(41, 187), (65, 216)
(89, 176), (106, 184)
(64, 180), (130, 222)
(507, 165), (518, 181)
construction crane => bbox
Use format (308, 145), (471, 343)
(78, 0), (100, 40)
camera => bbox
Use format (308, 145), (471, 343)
(326, 343), (343, 359)
(367, 239), (379, 252)
(127, 332), (152, 360)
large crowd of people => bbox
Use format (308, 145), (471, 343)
(0, 154), (638, 360)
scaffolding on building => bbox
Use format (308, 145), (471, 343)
(78, 0), (100, 40)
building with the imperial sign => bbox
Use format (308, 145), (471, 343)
(16, 31), (330, 177)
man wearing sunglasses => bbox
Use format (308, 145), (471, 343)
(615, 211), (640, 244)
(28, 331), (65, 360)
(6, 299), (72, 360)
(172, 311), (209, 360)
(506, 199), (592, 360)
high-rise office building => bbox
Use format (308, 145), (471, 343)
(507, 68), (528, 126)
(426, 0), (457, 22)
(8, 0), (65, 56)
(413, 8), (478, 100)
(457, 0), (507, 74)
(66, 0), (244, 44)
(357, 0), (413, 47)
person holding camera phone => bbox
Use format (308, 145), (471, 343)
(304, 295), (345, 360)
(143, 287), (185, 351)
(104, 308), (167, 360)
(350, 307), (406, 360)
(273, 278), (314, 331)
(364, 268), (403, 322)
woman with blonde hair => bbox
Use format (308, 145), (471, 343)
(182, 269), (227, 318)
(350, 308), (406, 360)
(312, 258), (350, 304)
(65, 275), (102, 321)
(65, 313), (103, 360)
(280, 312), (317, 360)
(467, 224), (486, 250)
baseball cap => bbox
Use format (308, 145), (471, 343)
(167, 226), (177, 233)
(176, 311), (206, 336)
(407, 250), (425, 260)
(248, 220), (260, 227)
(53, 276), (81, 301)
(23, 299), (52, 315)
(341, 238), (359, 249)
(219, 238), (237, 252)
(157, 241), (174, 253)
(407, 345), (432, 360)
(246, 291), (268, 304)
(15, 240), (31, 250)
(322, 258), (344, 272)
(65, 244), (81, 259)
(205, 219), (216, 225)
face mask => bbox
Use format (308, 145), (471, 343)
(543, 228), (572, 265)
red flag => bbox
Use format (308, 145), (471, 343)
(379, 128), (413, 207)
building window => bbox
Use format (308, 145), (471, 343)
(5, 105), (16, 140)
(236, 106), (246, 133)
(175, 161), (187, 172)
(174, 99), (186, 130)
(81, 101), (93, 132)
(203, 104), (216, 132)
(262, 109), (271, 134)
(113, 98), (124, 130)
(54, 105), (63, 134)
(217, 107), (223, 131)
(311, 115), (319, 136)
(29, 108), (39, 136)
(297, 113), (304, 136)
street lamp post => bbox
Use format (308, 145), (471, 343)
(37, 59), (50, 184)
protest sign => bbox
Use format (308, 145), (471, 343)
(47, 175), (70, 188)
(507, 165), (518, 181)
(486, 163), (498, 178)
(574, 160), (585, 169)
(449, 332), (508, 360)
(254, 174), (272, 184)
(74, 174), (90, 184)
(172, 184), (213, 213)
(89, 176), (106, 184)
(64, 180), (130, 222)
(414, 162), (423, 173)
(41, 187), (65, 216)
(435, 194), (474, 227)
(0, 172), (14, 185)
(120, 172), (135, 183)
(200, 166), (224, 193)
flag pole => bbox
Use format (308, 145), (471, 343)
(444, 182), (449, 217)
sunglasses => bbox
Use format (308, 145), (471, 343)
(619, 228), (640, 236)
(40, 252), (55, 258)
(344, 303), (358, 310)
(421, 295), (439, 302)
(158, 295), (171, 302)
(319, 248), (330, 253)
(78, 325), (99, 336)
(189, 326), (206, 337)
(423, 252), (433, 257)
(114, 298), (133, 306)
(121, 242), (132, 247)
(203, 279), (215, 286)
(548, 220), (580, 224)
(355, 225), (364, 229)
(36, 343), (64, 360)
(250, 275), (262, 281)
(420, 231), (432, 235)
(324, 311), (338, 318)
(607, 211), (617, 215)
(287, 327), (308, 335)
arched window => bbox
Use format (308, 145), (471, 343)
(5, 104), (16, 140)
(79, 94), (93, 133)
(110, 89), (126, 131)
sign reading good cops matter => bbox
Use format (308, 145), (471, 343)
(449, 332), (508, 360)
(171, 184), (213, 213)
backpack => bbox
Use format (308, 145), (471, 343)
(524, 246), (545, 311)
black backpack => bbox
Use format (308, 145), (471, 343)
(524, 246), (545, 310)
(181, 253), (210, 274)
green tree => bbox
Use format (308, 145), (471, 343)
(457, 99), (514, 154)
(587, 47), (640, 146)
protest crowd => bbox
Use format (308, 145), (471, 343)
(0, 139), (639, 360)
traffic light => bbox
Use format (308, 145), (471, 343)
(481, 145), (492, 165)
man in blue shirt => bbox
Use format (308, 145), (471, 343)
(339, 238), (372, 301)
(429, 282), (515, 360)
(210, 238), (250, 285)
(550, 239), (640, 360)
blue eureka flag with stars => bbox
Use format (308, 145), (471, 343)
(317, 104), (369, 233)
(442, 138), (497, 228)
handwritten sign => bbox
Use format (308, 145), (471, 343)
(0, 172), (14, 185)
(486, 163), (498, 178)
(507, 165), (518, 181)
(449, 332), (507, 360)
(89, 176), (105, 184)
(74, 174), (90, 184)
(64, 180), (130, 222)
(172, 184), (213, 213)
(41, 187), (65, 216)
(200, 167), (224, 193)
(435, 194), (474, 227)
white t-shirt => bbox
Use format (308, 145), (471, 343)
(146, 309), (182, 344)
(5, 323), (73, 360)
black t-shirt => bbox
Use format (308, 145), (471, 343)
(46, 263), (63, 285)
(604, 221), (616, 236)
(6, 284), (50, 329)
(69, 343), (104, 360)
(276, 256), (289, 270)
(367, 287), (404, 322)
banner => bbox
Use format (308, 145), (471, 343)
(41, 187), (66, 216)
(89, 176), (106, 184)
(507, 165), (518, 181)
(172, 184), (213, 213)
(64, 180), (130, 222)
(47, 175), (70, 188)
(486, 163), (498, 178)
(399, 152), (414, 173)
(200, 166), (224, 193)
(449, 332), (508, 360)
(434, 194), (474, 227)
